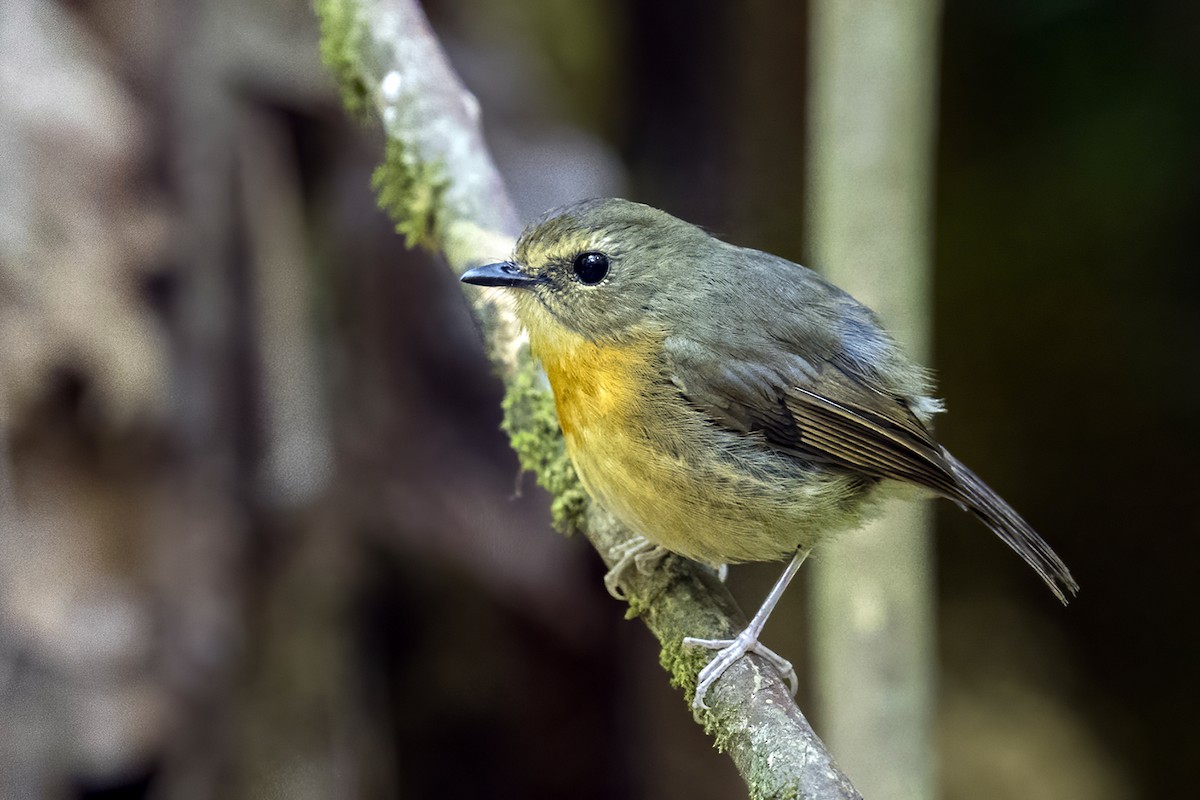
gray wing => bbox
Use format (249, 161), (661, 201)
(663, 252), (1078, 603)
(665, 328), (954, 491)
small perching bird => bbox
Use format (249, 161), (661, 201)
(461, 198), (1077, 710)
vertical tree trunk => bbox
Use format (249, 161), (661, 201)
(806, 1), (943, 797)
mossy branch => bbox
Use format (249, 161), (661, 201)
(315, 1), (860, 797)
(500, 349), (588, 535)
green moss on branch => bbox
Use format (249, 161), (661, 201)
(314, 0), (371, 120)
(371, 138), (447, 250)
(501, 350), (587, 535)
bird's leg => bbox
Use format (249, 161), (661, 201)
(683, 547), (811, 711)
(604, 535), (667, 600)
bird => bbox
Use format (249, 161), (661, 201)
(460, 197), (1077, 710)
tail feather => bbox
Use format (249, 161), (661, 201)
(942, 451), (1079, 604)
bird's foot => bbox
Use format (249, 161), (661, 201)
(603, 536), (668, 600)
(683, 629), (798, 711)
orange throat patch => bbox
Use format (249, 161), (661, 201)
(529, 325), (662, 441)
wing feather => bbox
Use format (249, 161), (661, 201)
(662, 256), (1078, 603)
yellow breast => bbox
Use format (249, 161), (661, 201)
(528, 320), (866, 565)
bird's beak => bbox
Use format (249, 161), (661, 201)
(460, 261), (541, 289)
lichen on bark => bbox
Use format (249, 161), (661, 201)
(371, 138), (447, 250)
(313, 0), (371, 120)
(500, 348), (587, 535)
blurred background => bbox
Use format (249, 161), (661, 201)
(1, 0), (1196, 798)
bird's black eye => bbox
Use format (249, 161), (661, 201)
(572, 252), (609, 285)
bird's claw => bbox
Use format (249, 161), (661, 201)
(603, 536), (667, 600)
(683, 630), (798, 711)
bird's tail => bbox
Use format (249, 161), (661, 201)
(942, 451), (1079, 604)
